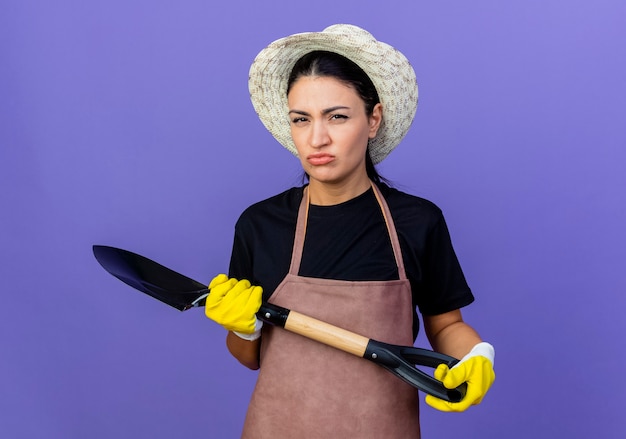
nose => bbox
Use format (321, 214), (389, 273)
(309, 121), (330, 148)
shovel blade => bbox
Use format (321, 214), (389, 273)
(92, 245), (208, 311)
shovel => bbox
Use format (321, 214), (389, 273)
(92, 244), (467, 402)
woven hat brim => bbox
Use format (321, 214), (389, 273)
(249, 24), (418, 164)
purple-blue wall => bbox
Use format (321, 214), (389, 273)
(2, 1), (625, 437)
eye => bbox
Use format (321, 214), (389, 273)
(291, 116), (308, 125)
(330, 114), (349, 122)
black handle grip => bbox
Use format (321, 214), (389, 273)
(364, 340), (467, 402)
(257, 303), (290, 327)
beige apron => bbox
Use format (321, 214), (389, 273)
(241, 184), (420, 438)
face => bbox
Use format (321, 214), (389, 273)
(287, 76), (382, 187)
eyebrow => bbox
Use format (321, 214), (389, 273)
(288, 106), (351, 116)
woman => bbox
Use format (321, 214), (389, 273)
(204, 24), (495, 438)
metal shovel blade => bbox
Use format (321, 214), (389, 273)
(92, 245), (208, 311)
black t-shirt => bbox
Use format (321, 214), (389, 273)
(228, 183), (474, 337)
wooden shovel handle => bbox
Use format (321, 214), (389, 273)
(284, 310), (370, 357)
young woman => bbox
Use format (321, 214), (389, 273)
(204, 24), (495, 438)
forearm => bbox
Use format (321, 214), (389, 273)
(226, 331), (261, 370)
(423, 310), (482, 359)
(429, 322), (482, 359)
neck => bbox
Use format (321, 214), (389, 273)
(307, 174), (372, 206)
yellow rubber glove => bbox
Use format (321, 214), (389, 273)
(425, 342), (495, 412)
(204, 274), (263, 339)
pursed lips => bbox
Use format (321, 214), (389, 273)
(307, 153), (335, 166)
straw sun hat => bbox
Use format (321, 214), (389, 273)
(248, 24), (418, 164)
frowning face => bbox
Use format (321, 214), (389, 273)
(287, 76), (382, 189)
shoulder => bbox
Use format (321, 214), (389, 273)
(377, 182), (444, 228)
(235, 186), (304, 230)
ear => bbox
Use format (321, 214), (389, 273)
(368, 103), (383, 139)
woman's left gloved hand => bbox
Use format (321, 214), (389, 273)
(425, 342), (495, 412)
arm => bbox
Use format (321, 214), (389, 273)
(423, 309), (482, 358)
(204, 275), (264, 370)
(423, 308), (495, 412)
(226, 331), (261, 370)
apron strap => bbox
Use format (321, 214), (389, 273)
(288, 185), (310, 275)
(288, 183), (408, 280)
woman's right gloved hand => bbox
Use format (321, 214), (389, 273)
(204, 274), (263, 340)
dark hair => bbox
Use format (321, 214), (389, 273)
(288, 51), (387, 184)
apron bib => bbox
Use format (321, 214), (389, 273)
(241, 184), (420, 438)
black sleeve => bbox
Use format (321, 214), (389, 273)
(227, 222), (252, 282)
(226, 188), (301, 301)
(416, 213), (474, 316)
